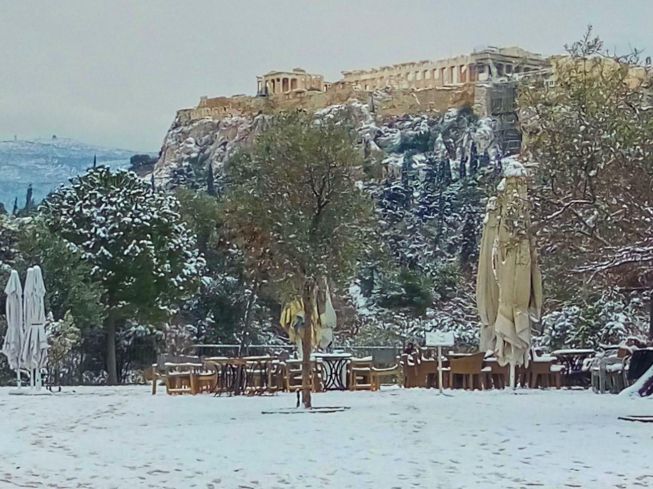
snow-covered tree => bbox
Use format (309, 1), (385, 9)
(222, 113), (373, 407)
(520, 28), (653, 297)
(41, 167), (204, 384)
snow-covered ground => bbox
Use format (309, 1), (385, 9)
(0, 386), (651, 489)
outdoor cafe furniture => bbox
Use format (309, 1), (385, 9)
(552, 349), (595, 387)
(348, 356), (373, 391)
(370, 364), (403, 390)
(448, 352), (486, 390)
(189, 364), (219, 394)
(400, 351), (438, 388)
(627, 348), (653, 385)
(161, 362), (203, 395)
(483, 357), (509, 389)
(284, 359), (323, 393)
(151, 355), (203, 395)
(314, 352), (352, 390)
(528, 358), (563, 389)
(591, 352), (627, 394)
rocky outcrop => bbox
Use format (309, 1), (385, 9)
(153, 100), (502, 189)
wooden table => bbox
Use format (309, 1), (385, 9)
(552, 349), (595, 387)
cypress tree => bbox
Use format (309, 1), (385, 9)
(12, 197), (18, 215)
(207, 163), (216, 196)
(93, 155), (97, 168)
(24, 184), (34, 212)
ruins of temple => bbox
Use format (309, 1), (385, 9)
(340, 46), (547, 91)
(256, 68), (327, 95)
(178, 46), (551, 125)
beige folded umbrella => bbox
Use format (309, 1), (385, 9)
(477, 161), (543, 386)
(477, 197), (499, 352)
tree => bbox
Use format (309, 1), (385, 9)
(18, 220), (106, 333)
(41, 167), (204, 384)
(175, 188), (272, 347)
(222, 113), (372, 407)
(519, 28), (653, 300)
(207, 163), (216, 196)
(24, 184), (34, 213)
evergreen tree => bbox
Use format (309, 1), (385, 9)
(12, 198), (18, 216)
(207, 163), (216, 196)
(41, 167), (204, 384)
(24, 184), (34, 213)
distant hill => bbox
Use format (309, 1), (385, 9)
(0, 137), (143, 211)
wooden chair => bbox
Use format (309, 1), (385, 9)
(448, 352), (486, 390)
(163, 362), (201, 395)
(483, 360), (508, 389)
(190, 364), (218, 394)
(400, 352), (438, 388)
(529, 360), (562, 389)
(349, 357), (374, 391)
(371, 364), (403, 390)
(285, 360), (323, 393)
(151, 355), (203, 395)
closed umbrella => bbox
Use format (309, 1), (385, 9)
(476, 197), (500, 353)
(478, 161), (542, 388)
(2, 269), (24, 386)
(21, 266), (49, 388)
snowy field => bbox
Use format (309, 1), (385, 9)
(0, 386), (651, 489)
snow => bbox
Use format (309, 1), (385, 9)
(0, 386), (651, 488)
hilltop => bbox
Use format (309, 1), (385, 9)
(0, 137), (138, 210)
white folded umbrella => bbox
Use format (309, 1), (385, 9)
(2, 269), (24, 374)
(21, 266), (49, 377)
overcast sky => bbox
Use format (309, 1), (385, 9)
(1, 0), (651, 152)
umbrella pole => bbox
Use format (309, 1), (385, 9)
(509, 363), (516, 390)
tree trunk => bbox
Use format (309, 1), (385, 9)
(301, 278), (315, 409)
(649, 291), (653, 342)
(240, 281), (259, 353)
(106, 317), (118, 385)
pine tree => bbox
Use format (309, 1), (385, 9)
(12, 198), (18, 216)
(42, 167), (204, 384)
(93, 154), (97, 168)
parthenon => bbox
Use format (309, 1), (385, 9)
(340, 46), (547, 91)
(254, 46), (547, 96)
(179, 46), (550, 124)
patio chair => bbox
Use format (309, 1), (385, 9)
(349, 357), (374, 391)
(163, 363), (201, 395)
(190, 364), (219, 394)
(400, 352), (438, 388)
(591, 352), (626, 394)
(370, 364), (402, 390)
(448, 352), (486, 390)
(484, 360), (508, 389)
(285, 359), (323, 393)
(151, 354), (202, 395)
(529, 360), (562, 389)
